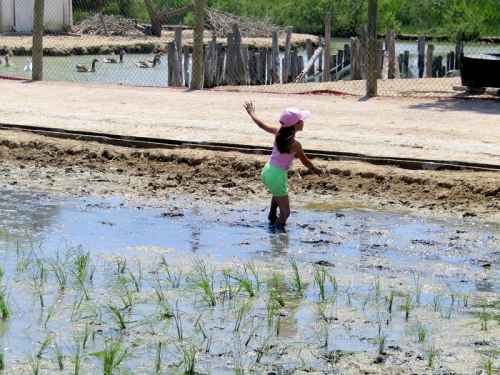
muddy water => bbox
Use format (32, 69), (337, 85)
(0, 188), (498, 374)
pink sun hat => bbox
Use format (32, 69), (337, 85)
(279, 107), (311, 127)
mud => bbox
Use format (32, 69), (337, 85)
(0, 130), (499, 223)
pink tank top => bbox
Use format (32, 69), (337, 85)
(269, 144), (296, 171)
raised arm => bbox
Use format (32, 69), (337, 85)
(295, 141), (323, 175)
(244, 102), (278, 135)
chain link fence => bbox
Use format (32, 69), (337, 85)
(0, 0), (499, 98)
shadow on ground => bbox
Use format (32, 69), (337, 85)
(406, 97), (500, 115)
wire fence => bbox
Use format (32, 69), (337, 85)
(0, 0), (499, 98)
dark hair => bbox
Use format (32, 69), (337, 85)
(275, 126), (296, 154)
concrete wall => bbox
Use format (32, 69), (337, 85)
(0, 0), (72, 33)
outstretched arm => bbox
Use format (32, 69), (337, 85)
(244, 102), (278, 135)
(295, 142), (323, 175)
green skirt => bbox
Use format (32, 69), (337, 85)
(261, 163), (288, 197)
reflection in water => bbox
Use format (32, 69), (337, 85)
(268, 229), (290, 256)
(0, 190), (60, 246)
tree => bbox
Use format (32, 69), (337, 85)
(190, 0), (206, 89)
(143, 0), (194, 36)
(32, 0), (44, 81)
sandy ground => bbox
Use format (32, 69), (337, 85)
(218, 76), (500, 99)
(0, 32), (319, 52)
(0, 130), (499, 223)
(0, 80), (499, 167)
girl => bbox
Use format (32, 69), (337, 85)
(244, 102), (322, 227)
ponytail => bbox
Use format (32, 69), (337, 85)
(275, 126), (296, 154)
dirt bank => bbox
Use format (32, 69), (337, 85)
(0, 130), (498, 222)
(0, 32), (319, 56)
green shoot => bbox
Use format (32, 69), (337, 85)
(314, 266), (327, 302)
(401, 294), (413, 322)
(290, 259), (304, 296)
(416, 322), (427, 343)
(376, 322), (386, 355)
(180, 344), (197, 375)
(173, 302), (183, 341)
(386, 291), (395, 315)
(108, 305), (127, 331)
(426, 345), (439, 369)
(159, 257), (182, 288)
(194, 260), (216, 307)
(53, 341), (64, 370)
(0, 351), (4, 371)
(90, 339), (128, 375)
(0, 289), (9, 321)
(234, 301), (252, 333)
(155, 342), (162, 374)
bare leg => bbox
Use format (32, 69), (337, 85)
(274, 196), (290, 227)
(268, 197), (278, 224)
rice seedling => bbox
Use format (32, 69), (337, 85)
(115, 257), (127, 275)
(290, 259), (304, 296)
(154, 342), (162, 374)
(386, 291), (395, 315)
(173, 302), (183, 341)
(244, 262), (261, 292)
(373, 278), (382, 304)
(222, 268), (235, 301)
(376, 322), (386, 356)
(73, 252), (90, 286)
(82, 323), (91, 350)
(73, 343), (81, 375)
(159, 257), (182, 288)
(0, 288), (9, 321)
(432, 294), (442, 313)
(234, 301), (252, 333)
(314, 266), (327, 303)
(90, 338), (128, 375)
(479, 306), (490, 331)
(37, 335), (53, 359)
(481, 353), (495, 375)
(108, 305), (127, 331)
(0, 351), (4, 371)
(158, 300), (174, 321)
(329, 274), (339, 296)
(413, 273), (422, 306)
(51, 261), (67, 292)
(233, 273), (256, 298)
(29, 357), (41, 375)
(44, 299), (59, 328)
(53, 341), (64, 370)
(462, 294), (470, 308)
(416, 322), (427, 343)
(401, 294), (413, 322)
(127, 261), (142, 293)
(425, 345), (439, 369)
(194, 260), (216, 307)
(179, 343), (197, 375)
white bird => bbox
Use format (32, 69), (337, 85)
(24, 58), (32, 72)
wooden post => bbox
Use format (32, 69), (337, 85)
(32, 0), (45, 81)
(343, 43), (351, 67)
(366, 0), (378, 97)
(266, 48), (273, 84)
(167, 42), (176, 86)
(183, 46), (190, 87)
(257, 49), (266, 85)
(351, 37), (360, 80)
(323, 12), (332, 82)
(455, 39), (464, 70)
(216, 44), (225, 85)
(271, 29), (280, 84)
(403, 50), (410, 77)
(241, 46), (250, 84)
(417, 36), (426, 78)
(377, 40), (384, 79)
(282, 28), (293, 83)
(425, 44), (434, 78)
(191, 0), (206, 90)
(290, 49), (298, 81)
(248, 50), (257, 85)
(174, 26), (183, 86)
(203, 34), (218, 88)
(318, 49), (323, 74)
(386, 30), (396, 79)
(305, 38), (314, 76)
(449, 51), (455, 71)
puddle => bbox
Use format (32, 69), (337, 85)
(0, 189), (498, 374)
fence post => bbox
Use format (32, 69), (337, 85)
(271, 29), (280, 83)
(425, 44), (434, 78)
(191, 0), (206, 90)
(323, 12), (332, 82)
(417, 36), (426, 78)
(32, 0), (44, 81)
(282, 28), (293, 83)
(366, 0), (378, 97)
(387, 30), (396, 79)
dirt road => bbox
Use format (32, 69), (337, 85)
(0, 80), (499, 166)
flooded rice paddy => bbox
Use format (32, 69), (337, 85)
(0, 189), (498, 374)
